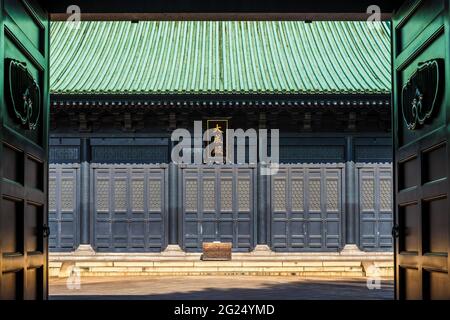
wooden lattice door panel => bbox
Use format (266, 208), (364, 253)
(270, 165), (343, 251)
(271, 168), (305, 250)
(48, 165), (80, 251)
(358, 164), (393, 251)
(181, 165), (256, 252)
(0, 0), (49, 300)
(92, 165), (168, 252)
(393, 0), (450, 299)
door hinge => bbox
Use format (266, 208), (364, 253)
(43, 224), (50, 238)
(391, 224), (400, 238)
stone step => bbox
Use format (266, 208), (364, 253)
(50, 254), (393, 262)
(49, 259), (394, 278)
(68, 260), (365, 268)
(362, 261), (394, 277)
(75, 271), (367, 277)
(76, 265), (364, 272)
(49, 248), (394, 278)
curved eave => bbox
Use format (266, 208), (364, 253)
(51, 89), (391, 95)
(50, 93), (391, 111)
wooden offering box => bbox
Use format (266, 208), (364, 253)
(201, 242), (232, 261)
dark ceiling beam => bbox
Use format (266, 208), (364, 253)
(50, 12), (393, 21)
(42, 0), (402, 19)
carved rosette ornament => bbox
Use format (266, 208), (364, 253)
(401, 59), (443, 130)
(5, 58), (41, 130)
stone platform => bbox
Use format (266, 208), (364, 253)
(49, 246), (393, 278)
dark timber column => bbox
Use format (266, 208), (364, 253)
(168, 139), (179, 246)
(164, 114), (183, 253)
(79, 138), (92, 248)
(255, 112), (270, 251)
(168, 162), (178, 245)
(257, 163), (268, 244)
(344, 136), (356, 246)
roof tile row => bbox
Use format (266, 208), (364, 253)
(50, 21), (391, 95)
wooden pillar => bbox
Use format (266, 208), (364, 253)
(345, 136), (356, 245)
(257, 163), (268, 244)
(168, 140), (179, 245)
(80, 138), (91, 245)
(257, 113), (269, 245)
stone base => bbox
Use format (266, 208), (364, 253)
(251, 245), (273, 255)
(161, 244), (185, 255)
(340, 244), (365, 255)
(74, 244), (96, 256)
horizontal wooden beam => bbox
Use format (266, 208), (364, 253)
(50, 12), (392, 21)
(41, 0), (403, 15)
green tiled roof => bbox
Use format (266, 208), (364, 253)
(50, 21), (391, 95)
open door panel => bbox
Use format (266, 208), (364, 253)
(392, 0), (450, 300)
(0, 0), (49, 300)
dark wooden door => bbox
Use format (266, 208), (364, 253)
(358, 164), (393, 251)
(92, 164), (168, 252)
(270, 165), (343, 252)
(181, 165), (255, 252)
(393, 0), (449, 299)
(0, 0), (49, 300)
(48, 165), (80, 252)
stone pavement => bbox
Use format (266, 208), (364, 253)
(50, 276), (394, 300)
